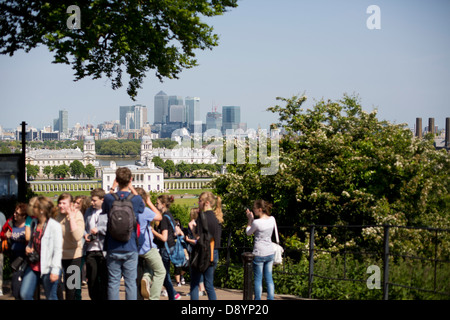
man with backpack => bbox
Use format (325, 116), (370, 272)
(102, 167), (144, 300)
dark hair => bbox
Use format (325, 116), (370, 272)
(253, 199), (272, 216)
(15, 203), (28, 216)
(135, 187), (148, 201)
(34, 196), (57, 220)
(115, 167), (132, 188)
(75, 195), (91, 214)
(58, 192), (73, 204)
(157, 194), (174, 208)
(91, 188), (106, 199)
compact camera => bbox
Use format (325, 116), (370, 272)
(27, 251), (40, 264)
(88, 233), (97, 241)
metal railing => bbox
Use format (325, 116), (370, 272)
(215, 224), (450, 300)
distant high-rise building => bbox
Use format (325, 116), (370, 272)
(222, 106), (240, 133)
(206, 111), (222, 131)
(154, 91), (169, 124)
(169, 105), (186, 123)
(53, 110), (68, 134)
(120, 106), (134, 129)
(185, 97), (200, 126)
(120, 105), (147, 130)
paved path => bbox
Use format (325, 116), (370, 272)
(1, 279), (303, 300)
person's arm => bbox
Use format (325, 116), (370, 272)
(245, 209), (256, 236)
(152, 228), (168, 242)
(67, 204), (84, 241)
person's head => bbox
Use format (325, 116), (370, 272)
(90, 188), (105, 210)
(57, 193), (73, 215)
(253, 199), (272, 217)
(115, 167), (132, 189)
(27, 196), (38, 217)
(33, 196), (57, 220)
(198, 191), (223, 223)
(74, 195), (91, 214)
(156, 195), (174, 213)
(190, 207), (199, 221)
(13, 203), (28, 223)
(134, 187), (148, 202)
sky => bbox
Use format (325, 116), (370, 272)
(0, 0), (449, 132)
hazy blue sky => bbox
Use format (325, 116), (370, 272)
(1, 0), (449, 131)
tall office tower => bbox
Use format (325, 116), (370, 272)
(168, 95), (184, 108)
(169, 105), (186, 123)
(120, 106), (134, 129)
(185, 97), (200, 127)
(154, 91), (169, 124)
(133, 104), (148, 129)
(54, 110), (69, 134)
(222, 106), (240, 133)
(206, 111), (222, 131)
(120, 105), (148, 130)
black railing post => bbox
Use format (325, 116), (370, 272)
(383, 225), (390, 300)
(242, 252), (254, 300)
(308, 225), (315, 299)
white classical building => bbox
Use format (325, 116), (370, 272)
(140, 135), (218, 165)
(26, 136), (101, 178)
(102, 161), (164, 192)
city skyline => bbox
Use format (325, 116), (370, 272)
(1, 0), (449, 131)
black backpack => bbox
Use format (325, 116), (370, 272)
(107, 193), (136, 242)
(190, 211), (213, 273)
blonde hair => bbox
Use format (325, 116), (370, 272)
(199, 191), (223, 223)
(190, 207), (199, 221)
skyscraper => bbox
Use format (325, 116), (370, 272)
(120, 105), (148, 130)
(169, 105), (186, 123)
(185, 97), (200, 127)
(120, 106), (134, 129)
(154, 91), (168, 124)
(206, 111), (222, 131)
(53, 110), (68, 134)
(222, 106), (240, 133)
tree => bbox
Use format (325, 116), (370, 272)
(164, 160), (176, 177)
(85, 163), (96, 179)
(69, 160), (85, 179)
(43, 165), (53, 179)
(52, 164), (70, 179)
(26, 164), (39, 179)
(0, 1), (238, 99)
(212, 94), (450, 240)
(152, 156), (165, 169)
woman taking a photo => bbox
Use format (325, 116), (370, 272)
(245, 199), (276, 300)
(20, 196), (62, 300)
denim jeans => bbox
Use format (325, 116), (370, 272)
(190, 249), (218, 300)
(160, 246), (178, 300)
(253, 254), (275, 300)
(20, 266), (60, 300)
(107, 251), (138, 300)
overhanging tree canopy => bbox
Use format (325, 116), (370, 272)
(0, 0), (238, 98)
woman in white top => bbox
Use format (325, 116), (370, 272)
(246, 199), (276, 300)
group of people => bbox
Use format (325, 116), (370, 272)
(1, 166), (279, 301)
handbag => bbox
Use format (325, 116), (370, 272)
(272, 218), (284, 265)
